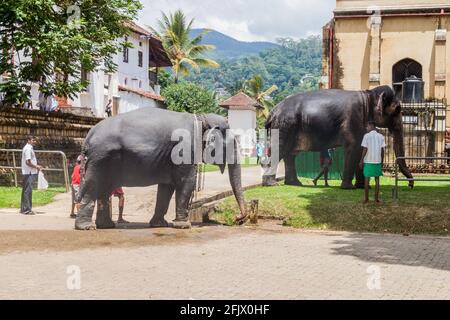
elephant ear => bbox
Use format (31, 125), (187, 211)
(204, 125), (227, 174)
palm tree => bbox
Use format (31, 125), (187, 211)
(151, 10), (219, 83)
(244, 75), (278, 119)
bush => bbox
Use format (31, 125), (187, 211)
(162, 82), (222, 114)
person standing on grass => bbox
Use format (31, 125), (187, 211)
(20, 136), (43, 215)
(70, 155), (83, 219)
(112, 187), (128, 224)
(313, 149), (333, 187)
(360, 121), (386, 204)
(256, 141), (264, 165)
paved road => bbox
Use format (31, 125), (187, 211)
(1, 223), (450, 299)
(1, 165), (450, 299)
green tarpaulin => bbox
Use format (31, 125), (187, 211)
(295, 148), (345, 180)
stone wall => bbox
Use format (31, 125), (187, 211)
(0, 108), (102, 186)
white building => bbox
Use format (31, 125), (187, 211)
(68, 21), (172, 117)
(220, 92), (262, 156)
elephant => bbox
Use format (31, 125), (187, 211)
(262, 85), (414, 189)
(75, 107), (248, 230)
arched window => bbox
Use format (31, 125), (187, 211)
(392, 58), (423, 100)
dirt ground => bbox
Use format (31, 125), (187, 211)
(0, 166), (282, 252)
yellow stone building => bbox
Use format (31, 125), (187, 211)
(322, 0), (450, 161)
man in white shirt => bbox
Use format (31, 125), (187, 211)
(360, 121), (386, 204)
(20, 136), (43, 215)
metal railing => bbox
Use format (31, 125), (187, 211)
(0, 149), (70, 192)
(393, 156), (450, 200)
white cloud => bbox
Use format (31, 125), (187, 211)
(138, 0), (335, 42)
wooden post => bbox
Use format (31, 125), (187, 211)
(12, 151), (18, 187)
(249, 199), (259, 224)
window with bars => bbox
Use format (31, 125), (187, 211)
(138, 51), (143, 67)
(123, 37), (129, 63)
(392, 58), (423, 101)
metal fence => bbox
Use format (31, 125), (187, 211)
(381, 99), (449, 171)
(0, 149), (70, 191)
(392, 157), (450, 200)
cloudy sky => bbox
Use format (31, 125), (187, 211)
(139, 0), (335, 42)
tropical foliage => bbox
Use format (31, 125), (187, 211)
(0, 0), (142, 107)
(186, 36), (322, 104)
(243, 75), (278, 119)
(162, 81), (223, 115)
(151, 10), (219, 83)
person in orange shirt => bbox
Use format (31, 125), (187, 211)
(70, 155), (82, 218)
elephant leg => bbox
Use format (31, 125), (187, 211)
(262, 162), (279, 187)
(173, 179), (196, 229)
(75, 192), (96, 230)
(341, 145), (359, 189)
(355, 164), (365, 189)
(150, 184), (175, 228)
(96, 195), (115, 229)
(285, 155), (302, 186)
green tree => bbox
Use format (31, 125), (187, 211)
(244, 75), (278, 119)
(0, 0), (143, 107)
(162, 82), (221, 114)
(185, 35), (322, 104)
(152, 10), (219, 83)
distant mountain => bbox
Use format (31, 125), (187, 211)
(190, 29), (279, 60)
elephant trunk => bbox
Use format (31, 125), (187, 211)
(228, 162), (248, 223)
(392, 128), (414, 188)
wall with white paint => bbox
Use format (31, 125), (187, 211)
(227, 108), (257, 155)
(117, 91), (160, 114)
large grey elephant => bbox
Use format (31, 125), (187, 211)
(75, 108), (247, 230)
(263, 86), (414, 189)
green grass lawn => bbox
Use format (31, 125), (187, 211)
(201, 157), (259, 173)
(0, 187), (66, 208)
(213, 176), (450, 236)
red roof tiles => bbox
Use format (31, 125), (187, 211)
(219, 92), (262, 110)
(118, 85), (165, 102)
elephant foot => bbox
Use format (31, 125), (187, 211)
(262, 175), (278, 187)
(150, 218), (169, 228)
(285, 178), (303, 187)
(235, 213), (249, 226)
(354, 182), (365, 189)
(95, 217), (116, 229)
(96, 221), (116, 229)
(75, 219), (97, 231)
(341, 181), (356, 190)
(173, 220), (192, 229)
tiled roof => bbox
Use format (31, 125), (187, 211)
(124, 21), (172, 67)
(118, 85), (165, 102)
(124, 21), (154, 37)
(219, 92), (262, 110)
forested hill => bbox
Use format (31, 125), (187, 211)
(186, 36), (323, 103)
(190, 28), (279, 60)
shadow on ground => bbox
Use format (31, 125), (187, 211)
(217, 177), (450, 271)
(298, 181), (450, 271)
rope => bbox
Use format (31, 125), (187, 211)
(189, 114), (204, 208)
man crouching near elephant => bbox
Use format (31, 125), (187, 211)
(360, 121), (386, 204)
